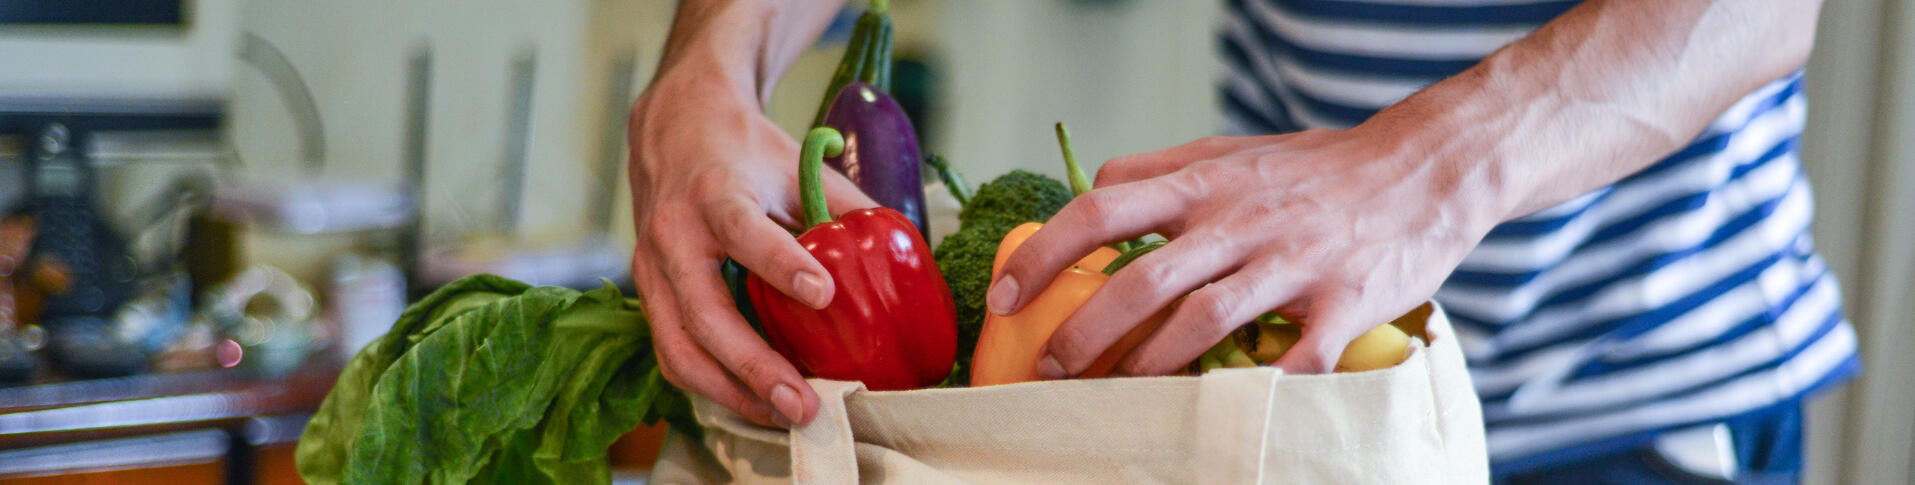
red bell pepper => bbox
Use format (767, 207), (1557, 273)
(745, 127), (958, 391)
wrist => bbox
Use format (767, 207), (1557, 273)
(1352, 92), (1520, 240)
(655, 0), (785, 104)
(647, 53), (760, 110)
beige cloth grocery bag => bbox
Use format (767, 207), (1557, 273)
(650, 304), (1488, 484)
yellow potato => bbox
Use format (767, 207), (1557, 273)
(1247, 321), (1410, 372)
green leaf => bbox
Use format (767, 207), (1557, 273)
(297, 275), (685, 485)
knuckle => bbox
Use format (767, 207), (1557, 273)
(1071, 192), (1120, 232)
(763, 247), (811, 278)
(652, 342), (696, 387)
(689, 168), (734, 198)
(644, 206), (692, 240)
(706, 198), (757, 238)
(682, 308), (727, 340)
(1126, 259), (1179, 291)
(1048, 325), (1094, 363)
(732, 352), (787, 384)
(655, 355), (688, 387)
(1186, 287), (1239, 329)
(1301, 346), (1341, 373)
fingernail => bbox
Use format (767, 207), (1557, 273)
(793, 273), (830, 309)
(770, 384), (804, 426)
(1037, 354), (1067, 379)
(986, 276), (1019, 315)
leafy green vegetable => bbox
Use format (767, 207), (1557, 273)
(934, 170), (1072, 386)
(296, 274), (693, 485)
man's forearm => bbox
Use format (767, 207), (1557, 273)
(657, 0), (847, 106)
(1370, 0), (1824, 224)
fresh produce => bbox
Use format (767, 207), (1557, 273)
(821, 81), (928, 237)
(744, 127), (958, 391)
(1232, 315), (1412, 373)
(296, 275), (693, 485)
(969, 124), (1172, 386)
(1195, 338), (1260, 373)
(954, 170), (1075, 233)
(811, 0), (894, 127)
(931, 170), (1073, 385)
(969, 222), (1171, 386)
(928, 122), (1102, 386)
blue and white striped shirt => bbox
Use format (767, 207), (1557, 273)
(1219, 0), (1860, 474)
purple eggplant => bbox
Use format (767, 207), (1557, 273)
(822, 81), (927, 238)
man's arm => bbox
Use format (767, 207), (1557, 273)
(655, 0), (844, 106)
(989, 0), (1827, 378)
(1386, 0), (1824, 222)
(630, 0), (867, 428)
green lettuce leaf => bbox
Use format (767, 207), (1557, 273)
(296, 274), (691, 485)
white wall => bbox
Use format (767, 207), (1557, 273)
(226, 0), (680, 279)
(1798, 0), (1915, 483)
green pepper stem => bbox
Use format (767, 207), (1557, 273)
(924, 154), (974, 206)
(1054, 122), (1093, 196)
(1102, 240), (1167, 275)
(801, 127), (847, 229)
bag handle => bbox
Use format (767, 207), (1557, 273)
(1194, 367), (1286, 484)
(789, 379), (866, 485)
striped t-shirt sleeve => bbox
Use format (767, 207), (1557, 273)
(1218, 0), (1860, 474)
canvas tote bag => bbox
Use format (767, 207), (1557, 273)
(650, 303), (1488, 484)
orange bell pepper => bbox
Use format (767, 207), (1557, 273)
(969, 223), (1169, 386)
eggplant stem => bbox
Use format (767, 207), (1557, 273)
(800, 127), (848, 229)
(871, 0), (889, 14)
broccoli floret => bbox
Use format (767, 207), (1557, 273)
(934, 170), (1072, 386)
(958, 170), (1073, 232)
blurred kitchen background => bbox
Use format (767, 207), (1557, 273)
(0, 0), (1910, 484)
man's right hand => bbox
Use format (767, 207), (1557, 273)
(627, 64), (875, 428)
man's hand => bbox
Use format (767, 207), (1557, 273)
(627, 0), (857, 428)
(985, 0), (1820, 379)
(629, 71), (875, 428)
(986, 128), (1497, 376)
